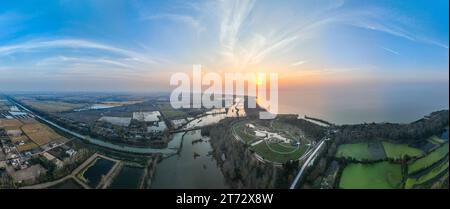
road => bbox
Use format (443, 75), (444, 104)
(289, 139), (326, 189)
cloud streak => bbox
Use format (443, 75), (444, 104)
(142, 13), (205, 32)
(381, 46), (400, 55)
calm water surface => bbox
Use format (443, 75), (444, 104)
(151, 130), (228, 189)
(279, 83), (449, 124)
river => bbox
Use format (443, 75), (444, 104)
(151, 130), (228, 189)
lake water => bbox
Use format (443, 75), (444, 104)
(109, 166), (144, 189)
(278, 83), (449, 124)
(151, 130), (228, 189)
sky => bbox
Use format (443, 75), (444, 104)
(0, 0), (448, 92)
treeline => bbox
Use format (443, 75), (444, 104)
(277, 114), (327, 139)
(334, 110), (449, 146)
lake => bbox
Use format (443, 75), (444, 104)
(278, 82), (449, 124)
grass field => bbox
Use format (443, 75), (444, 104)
(335, 143), (373, 160)
(158, 103), (187, 119)
(252, 142), (306, 163)
(21, 122), (67, 146)
(405, 159), (449, 189)
(235, 126), (255, 143)
(428, 135), (446, 145)
(24, 101), (86, 113)
(382, 142), (424, 160)
(339, 161), (403, 189)
(408, 143), (449, 175)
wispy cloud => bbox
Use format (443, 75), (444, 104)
(142, 13), (205, 32)
(0, 38), (160, 65)
(381, 46), (400, 55)
(35, 56), (134, 69)
(337, 8), (449, 49)
(291, 60), (307, 66)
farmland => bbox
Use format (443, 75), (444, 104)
(21, 122), (67, 146)
(22, 101), (86, 113)
(339, 161), (403, 189)
(382, 142), (424, 160)
(16, 142), (39, 152)
(408, 143), (449, 175)
(405, 157), (449, 189)
(157, 103), (187, 119)
(335, 142), (385, 161)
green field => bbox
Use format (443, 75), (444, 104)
(428, 135), (446, 145)
(382, 142), (424, 160)
(335, 143), (373, 160)
(408, 143), (449, 175)
(252, 142), (306, 163)
(158, 103), (187, 119)
(405, 159), (449, 189)
(25, 101), (85, 113)
(235, 126), (255, 143)
(339, 161), (403, 189)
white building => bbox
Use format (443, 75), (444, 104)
(133, 111), (161, 122)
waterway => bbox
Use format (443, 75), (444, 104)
(151, 130), (228, 188)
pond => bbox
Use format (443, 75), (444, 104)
(82, 157), (115, 188)
(109, 166), (144, 189)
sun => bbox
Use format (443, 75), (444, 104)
(256, 76), (264, 86)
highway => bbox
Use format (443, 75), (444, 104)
(289, 139), (326, 189)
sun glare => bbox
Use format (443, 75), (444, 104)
(256, 76), (264, 86)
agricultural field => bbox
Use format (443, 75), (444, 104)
(21, 122), (67, 146)
(382, 142), (424, 160)
(405, 157), (449, 189)
(252, 142), (306, 164)
(22, 100), (86, 113)
(335, 142), (385, 161)
(157, 103), (187, 119)
(0, 119), (23, 129)
(16, 142), (39, 152)
(339, 161), (403, 189)
(408, 143), (449, 175)
(428, 135), (446, 145)
(99, 101), (143, 106)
